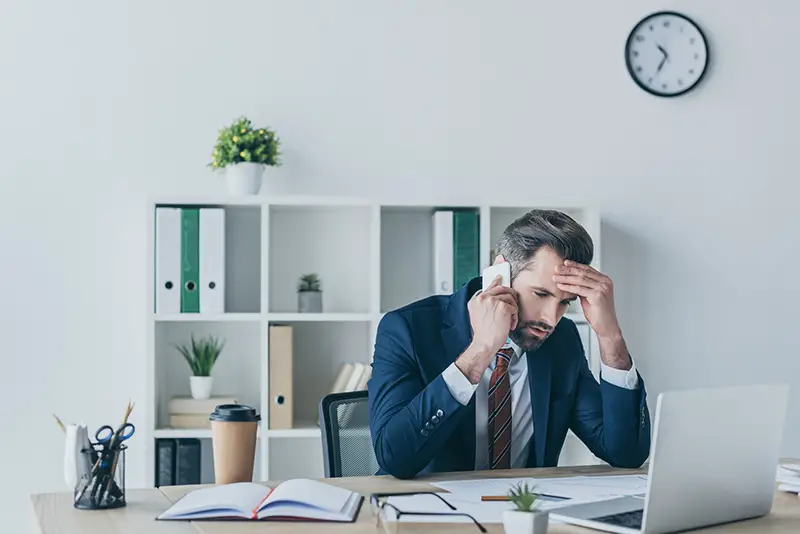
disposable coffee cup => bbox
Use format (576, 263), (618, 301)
(209, 404), (260, 485)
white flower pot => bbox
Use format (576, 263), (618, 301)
(190, 376), (213, 400)
(225, 162), (264, 195)
(502, 510), (549, 534)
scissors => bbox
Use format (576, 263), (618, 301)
(95, 422), (135, 449)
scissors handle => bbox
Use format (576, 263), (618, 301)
(96, 423), (135, 444)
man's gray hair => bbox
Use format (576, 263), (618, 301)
(496, 209), (594, 280)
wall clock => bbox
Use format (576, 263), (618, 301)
(625, 11), (709, 97)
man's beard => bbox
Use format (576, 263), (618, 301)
(509, 321), (554, 352)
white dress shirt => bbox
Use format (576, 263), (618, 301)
(442, 336), (639, 469)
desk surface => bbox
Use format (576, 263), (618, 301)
(31, 463), (800, 533)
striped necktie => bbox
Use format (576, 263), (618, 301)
(488, 346), (514, 469)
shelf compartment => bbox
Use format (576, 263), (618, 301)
(153, 204), (262, 315)
(154, 321), (262, 431)
(266, 321), (372, 432)
(268, 437), (325, 480)
(268, 205), (373, 314)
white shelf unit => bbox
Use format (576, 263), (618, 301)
(144, 196), (603, 487)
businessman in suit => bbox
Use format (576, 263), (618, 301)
(368, 209), (650, 479)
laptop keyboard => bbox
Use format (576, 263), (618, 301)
(594, 509), (644, 529)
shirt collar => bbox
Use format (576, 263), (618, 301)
(503, 337), (525, 360)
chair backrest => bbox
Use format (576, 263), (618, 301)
(318, 390), (378, 478)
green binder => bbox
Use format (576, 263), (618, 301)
(181, 208), (200, 313)
(452, 209), (480, 290)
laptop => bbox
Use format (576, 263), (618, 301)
(550, 383), (789, 534)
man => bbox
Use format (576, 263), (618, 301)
(368, 209), (650, 479)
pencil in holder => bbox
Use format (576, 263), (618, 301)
(74, 442), (127, 510)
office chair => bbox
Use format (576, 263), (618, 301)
(318, 390), (379, 477)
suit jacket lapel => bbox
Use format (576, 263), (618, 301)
(527, 341), (553, 467)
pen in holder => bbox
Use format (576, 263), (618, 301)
(74, 441), (127, 510)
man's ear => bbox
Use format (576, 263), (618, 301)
(493, 254), (506, 265)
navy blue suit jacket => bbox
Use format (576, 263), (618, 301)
(368, 276), (651, 479)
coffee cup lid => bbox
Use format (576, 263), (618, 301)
(209, 404), (261, 422)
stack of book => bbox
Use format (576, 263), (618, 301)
(329, 362), (371, 394)
(168, 396), (239, 429)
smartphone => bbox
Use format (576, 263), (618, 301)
(481, 262), (511, 291)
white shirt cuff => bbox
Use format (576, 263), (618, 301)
(600, 357), (639, 390)
(442, 362), (478, 406)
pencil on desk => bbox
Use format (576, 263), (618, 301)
(481, 493), (567, 502)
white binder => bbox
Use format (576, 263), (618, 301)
(155, 207), (181, 313)
(199, 208), (226, 313)
(433, 210), (454, 295)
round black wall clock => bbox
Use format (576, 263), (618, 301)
(625, 11), (709, 97)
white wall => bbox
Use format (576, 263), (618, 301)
(3, 0), (799, 530)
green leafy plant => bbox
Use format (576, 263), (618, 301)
(209, 116), (281, 169)
(507, 482), (541, 512)
(175, 334), (225, 376)
(298, 273), (322, 292)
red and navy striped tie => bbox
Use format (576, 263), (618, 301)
(488, 346), (514, 469)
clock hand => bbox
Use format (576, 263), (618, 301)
(657, 55), (667, 72)
(657, 44), (668, 58)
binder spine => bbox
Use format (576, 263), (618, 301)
(199, 208), (225, 313)
(155, 207), (181, 313)
(453, 209), (480, 290)
(181, 208), (200, 313)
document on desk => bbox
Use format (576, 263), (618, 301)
(431, 474), (648, 502)
(777, 463), (800, 493)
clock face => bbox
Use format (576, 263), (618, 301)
(625, 11), (709, 97)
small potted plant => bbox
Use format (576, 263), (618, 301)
(502, 482), (549, 534)
(175, 334), (225, 400)
(209, 116), (281, 195)
(297, 273), (322, 313)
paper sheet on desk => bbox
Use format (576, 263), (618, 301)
(432, 474), (648, 501)
(381, 492), (605, 524)
(777, 463), (800, 493)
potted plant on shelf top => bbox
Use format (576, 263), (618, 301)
(297, 273), (322, 313)
(209, 116), (281, 196)
(175, 334), (225, 400)
(502, 482), (549, 534)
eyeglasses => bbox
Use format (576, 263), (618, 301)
(369, 492), (487, 533)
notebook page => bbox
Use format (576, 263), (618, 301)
(259, 479), (358, 519)
(159, 482), (271, 519)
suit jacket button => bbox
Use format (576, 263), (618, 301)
(425, 422), (433, 430)
(431, 416), (439, 424)
(421, 429), (429, 437)
(436, 409), (444, 417)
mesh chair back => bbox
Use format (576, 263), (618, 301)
(319, 390), (378, 478)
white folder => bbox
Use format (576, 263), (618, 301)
(433, 210), (454, 295)
(199, 208), (226, 313)
(155, 207), (181, 314)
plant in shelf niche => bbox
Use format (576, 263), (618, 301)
(502, 482), (549, 534)
(209, 116), (281, 196)
(175, 334), (225, 400)
(297, 273), (322, 313)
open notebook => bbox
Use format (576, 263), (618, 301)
(157, 479), (363, 522)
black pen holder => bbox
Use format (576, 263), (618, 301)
(74, 442), (127, 510)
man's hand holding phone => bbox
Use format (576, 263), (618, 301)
(456, 274), (518, 384)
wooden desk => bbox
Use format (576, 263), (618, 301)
(30, 464), (800, 533)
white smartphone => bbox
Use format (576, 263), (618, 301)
(481, 262), (511, 291)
